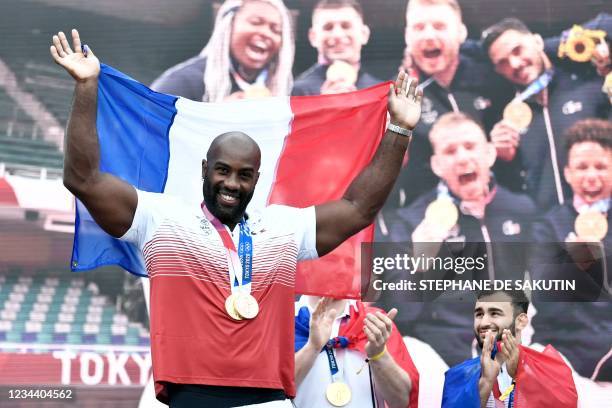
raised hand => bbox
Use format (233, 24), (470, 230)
(490, 120), (520, 161)
(364, 308), (398, 358)
(480, 331), (501, 384)
(501, 329), (520, 378)
(388, 71), (423, 130)
(307, 298), (337, 351)
(50, 29), (100, 82)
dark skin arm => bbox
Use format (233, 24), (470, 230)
(315, 72), (423, 256)
(51, 29), (136, 238)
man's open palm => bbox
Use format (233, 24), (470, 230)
(50, 29), (100, 82)
(388, 71), (423, 129)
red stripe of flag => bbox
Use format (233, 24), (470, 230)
(267, 82), (391, 299)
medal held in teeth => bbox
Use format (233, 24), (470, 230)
(326, 382), (352, 407)
(575, 211), (608, 241)
(425, 197), (459, 231)
(503, 100), (533, 130)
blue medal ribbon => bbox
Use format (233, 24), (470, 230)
(516, 69), (554, 102)
(324, 335), (350, 380)
(325, 344), (340, 378)
(236, 218), (253, 287)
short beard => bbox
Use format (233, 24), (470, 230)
(202, 177), (253, 226)
(475, 320), (516, 349)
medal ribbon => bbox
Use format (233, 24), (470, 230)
(515, 69), (554, 102)
(231, 63), (268, 91)
(573, 197), (610, 214)
(325, 345), (340, 381)
(201, 204), (253, 292)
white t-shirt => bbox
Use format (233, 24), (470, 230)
(121, 189), (318, 402)
(293, 297), (385, 408)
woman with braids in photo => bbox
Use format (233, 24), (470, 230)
(152, 0), (294, 102)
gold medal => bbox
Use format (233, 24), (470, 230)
(325, 382), (352, 407)
(503, 100), (533, 130)
(603, 72), (612, 102)
(425, 197), (459, 232)
(225, 294), (243, 321)
(234, 293), (259, 319)
(575, 211), (608, 241)
(326, 60), (358, 85)
(244, 85), (271, 99)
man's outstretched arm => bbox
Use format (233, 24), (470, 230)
(315, 71), (422, 256)
(51, 29), (137, 238)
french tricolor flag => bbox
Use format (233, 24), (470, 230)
(72, 64), (389, 299)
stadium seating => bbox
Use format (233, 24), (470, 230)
(0, 88), (64, 170)
(0, 272), (150, 348)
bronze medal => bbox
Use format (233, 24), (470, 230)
(503, 101), (533, 130)
(326, 61), (358, 85)
(425, 197), (459, 232)
(234, 293), (259, 319)
(325, 382), (352, 407)
(575, 211), (608, 241)
(225, 293), (242, 321)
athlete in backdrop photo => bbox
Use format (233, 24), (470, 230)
(291, 0), (382, 96)
(151, 0), (295, 102)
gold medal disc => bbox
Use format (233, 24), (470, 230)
(244, 85), (271, 99)
(326, 382), (352, 407)
(234, 293), (259, 319)
(575, 211), (608, 241)
(225, 294), (243, 321)
(503, 101), (533, 130)
(425, 197), (459, 231)
(603, 72), (612, 98)
(326, 61), (358, 85)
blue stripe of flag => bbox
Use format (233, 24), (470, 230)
(71, 64), (178, 276)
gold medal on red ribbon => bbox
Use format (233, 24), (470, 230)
(503, 100), (533, 130)
(326, 60), (358, 85)
(575, 211), (608, 241)
(225, 293), (243, 321)
(244, 85), (271, 99)
(425, 197), (459, 231)
(234, 293), (259, 319)
(325, 382), (352, 407)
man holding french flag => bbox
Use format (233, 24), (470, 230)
(50, 28), (422, 408)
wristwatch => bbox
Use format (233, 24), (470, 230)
(387, 122), (413, 137)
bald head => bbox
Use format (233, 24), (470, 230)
(207, 131), (261, 170)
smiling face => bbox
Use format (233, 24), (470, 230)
(230, 0), (283, 79)
(308, 6), (370, 65)
(488, 29), (545, 86)
(473, 294), (518, 348)
(430, 120), (496, 201)
(202, 133), (260, 228)
(565, 142), (612, 205)
(405, 3), (466, 77)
